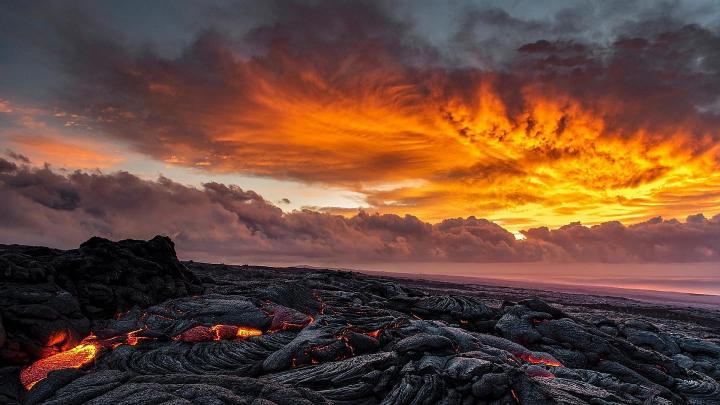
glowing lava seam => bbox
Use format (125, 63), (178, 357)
(20, 343), (99, 390)
(173, 324), (263, 342)
(515, 353), (562, 367)
(21, 324), (263, 390)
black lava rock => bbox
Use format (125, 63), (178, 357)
(3, 239), (720, 404)
(0, 236), (201, 368)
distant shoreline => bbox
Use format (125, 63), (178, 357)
(260, 262), (720, 308)
(193, 260), (720, 308)
(350, 268), (720, 308)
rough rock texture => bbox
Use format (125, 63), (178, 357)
(2, 240), (720, 404)
(0, 236), (200, 367)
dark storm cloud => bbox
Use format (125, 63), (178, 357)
(3, 0), (719, 104)
(0, 165), (717, 263)
(515, 24), (720, 134)
(0, 157), (17, 173)
(5, 5), (719, 125)
(5, 150), (30, 163)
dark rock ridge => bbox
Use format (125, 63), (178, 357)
(1, 237), (719, 404)
(0, 236), (201, 366)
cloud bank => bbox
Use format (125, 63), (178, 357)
(1, 159), (717, 263)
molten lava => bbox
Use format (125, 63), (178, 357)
(174, 325), (262, 342)
(22, 322), (262, 390)
(20, 343), (98, 390)
(124, 328), (147, 346)
(516, 353), (562, 367)
(20, 327), (151, 390)
(365, 329), (381, 338)
(510, 388), (520, 403)
(235, 326), (263, 339)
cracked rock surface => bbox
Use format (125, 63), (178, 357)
(1, 237), (719, 404)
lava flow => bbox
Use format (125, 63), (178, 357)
(516, 352), (562, 367)
(22, 322), (263, 390)
(365, 329), (381, 338)
(19, 329), (136, 390)
(173, 324), (262, 343)
(20, 342), (99, 390)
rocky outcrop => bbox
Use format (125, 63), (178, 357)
(0, 283), (90, 365)
(51, 236), (200, 319)
(0, 236), (200, 367)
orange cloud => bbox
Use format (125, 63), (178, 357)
(0, 99), (124, 170)
(53, 4), (720, 230)
(9, 136), (123, 170)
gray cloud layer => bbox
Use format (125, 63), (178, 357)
(1, 159), (718, 263)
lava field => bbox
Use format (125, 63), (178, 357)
(1, 236), (719, 404)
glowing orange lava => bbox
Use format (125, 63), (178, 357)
(516, 353), (562, 367)
(234, 326), (263, 339)
(174, 325), (262, 342)
(21, 325), (162, 390)
(20, 343), (98, 390)
(511, 388), (520, 403)
(125, 329), (144, 346)
(22, 322), (263, 390)
(365, 329), (381, 338)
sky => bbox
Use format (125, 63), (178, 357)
(0, 0), (719, 264)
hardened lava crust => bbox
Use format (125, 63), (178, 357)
(1, 236), (719, 404)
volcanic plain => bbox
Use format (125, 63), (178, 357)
(1, 236), (719, 404)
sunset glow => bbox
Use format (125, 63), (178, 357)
(0, 0), (718, 263)
(49, 47), (720, 231)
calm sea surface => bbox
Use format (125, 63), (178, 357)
(343, 262), (720, 297)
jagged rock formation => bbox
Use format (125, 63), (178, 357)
(0, 236), (201, 366)
(1, 238), (719, 404)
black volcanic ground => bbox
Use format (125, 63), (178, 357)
(1, 237), (719, 404)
